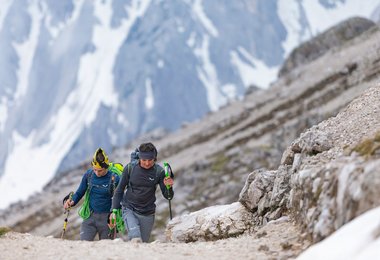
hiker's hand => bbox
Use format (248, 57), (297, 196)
(64, 199), (74, 209)
(163, 177), (174, 187)
(108, 213), (116, 229)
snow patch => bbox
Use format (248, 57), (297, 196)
(145, 78), (154, 110)
(0, 0), (12, 32)
(107, 128), (117, 146)
(278, 0), (379, 58)
(117, 112), (129, 129)
(157, 59), (164, 68)
(13, 2), (42, 100)
(186, 31), (196, 47)
(277, 0), (309, 58)
(221, 84), (237, 100)
(0, 130), (67, 208)
(230, 47), (278, 89)
(192, 0), (218, 37)
(194, 35), (226, 111)
(177, 25), (185, 33)
(0, 97), (8, 132)
(302, 0), (379, 36)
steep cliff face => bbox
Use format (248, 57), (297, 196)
(1, 20), (379, 244)
(236, 86), (380, 243)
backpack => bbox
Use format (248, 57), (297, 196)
(78, 162), (124, 220)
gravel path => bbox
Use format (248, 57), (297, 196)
(0, 218), (309, 260)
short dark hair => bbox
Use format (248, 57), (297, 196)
(139, 142), (157, 156)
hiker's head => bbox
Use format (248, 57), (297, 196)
(93, 167), (107, 177)
(92, 148), (109, 170)
(138, 142), (157, 169)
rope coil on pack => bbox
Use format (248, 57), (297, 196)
(78, 189), (91, 220)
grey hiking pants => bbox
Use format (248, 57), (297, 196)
(80, 212), (110, 241)
(122, 207), (155, 242)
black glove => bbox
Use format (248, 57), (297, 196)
(62, 193), (72, 205)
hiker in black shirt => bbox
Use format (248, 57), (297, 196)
(110, 142), (174, 242)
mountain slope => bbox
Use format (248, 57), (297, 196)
(1, 18), (379, 244)
(0, 0), (379, 209)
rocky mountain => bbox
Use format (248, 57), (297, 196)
(1, 16), (379, 250)
(164, 84), (380, 258)
(1, 0), (379, 210)
(164, 20), (380, 243)
(166, 80), (380, 242)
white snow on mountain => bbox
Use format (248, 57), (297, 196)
(192, 0), (219, 38)
(194, 34), (228, 111)
(145, 78), (154, 110)
(0, 0), (151, 208)
(0, 1), (12, 30)
(230, 47), (279, 88)
(303, 0), (380, 34)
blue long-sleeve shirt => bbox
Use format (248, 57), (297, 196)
(72, 169), (120, 213)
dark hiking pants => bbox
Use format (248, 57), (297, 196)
(80, 212), (110, 241)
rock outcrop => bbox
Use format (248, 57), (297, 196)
(238, 86), (380, 243)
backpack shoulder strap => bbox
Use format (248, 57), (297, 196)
(127, 162), (137, 190)
(85, 170), (93, 190)
(109, 171), (118, 196)
(154, 164), (165, 184)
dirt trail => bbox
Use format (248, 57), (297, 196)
(0, 219), (309, 260)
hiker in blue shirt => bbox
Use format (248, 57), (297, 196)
(109, 142), (174, 243)
(63, 148), (120, 241)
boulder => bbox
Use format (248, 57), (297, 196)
(165, 202), (254, 242)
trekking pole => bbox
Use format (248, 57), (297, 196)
(61, 191), (74, 239)
(108, 175), (117, 240)
(163, 162), (173, 220)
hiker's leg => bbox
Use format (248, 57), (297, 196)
(94, 212), (110, 240)
(135, 213), (155, 243)
(122, 207), (141, 240)
(80, 214), (97, 241)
